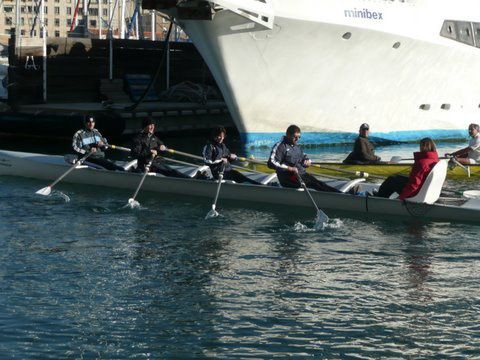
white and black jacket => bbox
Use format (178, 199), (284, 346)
(268, 137), (309, 180)
(72, 128), (107, 158)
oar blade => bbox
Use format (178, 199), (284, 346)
(127, 198), (141, 209)
(314, 210), (329, 231)
(205, 206), (219, 219)
(36, 186), (52, 196)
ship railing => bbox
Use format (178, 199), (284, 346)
(212, 0), (274, 29)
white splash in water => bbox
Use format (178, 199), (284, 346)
(123, 199), (142, 209)
(323, 218), (344, 230)
(294, 218), (344, 232)
(53, 191), (70, 203)
(293, 222), (314, 232)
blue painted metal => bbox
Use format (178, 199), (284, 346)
(241, 129), (469, 148)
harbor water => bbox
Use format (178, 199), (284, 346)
(0, 137), (479, 358)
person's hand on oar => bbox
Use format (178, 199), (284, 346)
(36, 150), (93, 196)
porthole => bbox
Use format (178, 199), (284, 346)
(448, 25), (453, 34)
(342, 32), (352, 40)
(393, 42), (401, 49)
(441, 104), (451, 110)
(419, 104), (431, 111)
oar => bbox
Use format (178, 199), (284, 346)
(36, 151), (93, 196)
(127, 156), (155, 207)
(205, 165), (225, 219)
(309, 162), (387, 180)
(107, 145), (131, 153)
(391, 156), (471, 177)
(295, 173), (329, 230)
(166, 148), (266, 175)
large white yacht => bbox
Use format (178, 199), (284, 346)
(145, 0), (480, 147)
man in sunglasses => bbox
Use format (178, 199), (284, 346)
(343, 123), (381, 164)
(72, 114), (124, 171)
(268, 125), (340, 192)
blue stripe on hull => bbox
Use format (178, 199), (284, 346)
(241, 129), (469, 148)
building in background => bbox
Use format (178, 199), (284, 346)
(0, 0), (186, 42)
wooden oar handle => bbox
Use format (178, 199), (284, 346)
(108, 145), (131, 152)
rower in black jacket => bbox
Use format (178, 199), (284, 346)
(131, 118), (189, 178)
(268, 125), (340, 192)
(343, 123), (381, 164)
(203, 126), (261, 185)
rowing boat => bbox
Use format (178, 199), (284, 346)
(246, 162), (479, 180)
(0, 150), (479, 223)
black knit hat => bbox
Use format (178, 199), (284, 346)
(142, 118), (156, 128)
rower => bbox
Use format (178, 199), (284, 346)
(72, 115), (124, 171)
(445, 123), (480, 165)
(267, 125), (340, 192)
(202, 126), (261, 185)
(131, 118), (190, 178)
(343, 123), (382, 165)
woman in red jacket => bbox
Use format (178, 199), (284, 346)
(377, 138), (439, 199)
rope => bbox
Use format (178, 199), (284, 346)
(125, 20), (174, 111)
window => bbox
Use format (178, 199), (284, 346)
(54, 6), (59, 14)
(102, 9), (107, 16)
(20, 17), (24, 25)
(5, 17), (12, 26)
(4, 29), (11, 35)
(44, 6), (48, 14)
(54, 18), (60, 26)
(3, 6), (13, 12)
(89, 8), (98, 16)
(66, 19), (72, 26)
(66, 7), (71, 15)
(103, 0), (108, 3)
(90, 20), (97, 27)
(55, 30), (60, 37)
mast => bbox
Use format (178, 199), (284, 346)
(14, 0), (21, 50)
(40, 0), (46, 101)
(120, 0), (126, 39)
(151, 10), (155, 41)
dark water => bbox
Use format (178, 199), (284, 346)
(1, 138), (480, 358)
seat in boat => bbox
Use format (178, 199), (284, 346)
(339, 178), (366, 193)
(389, 160), (448, 204)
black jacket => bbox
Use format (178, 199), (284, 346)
(131, 131), (165, 171)
(268, 137), (309, 182)
(343, 136), (381, 164)
(202, 141), (232, 176)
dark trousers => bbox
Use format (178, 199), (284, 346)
(150, 162), (189, 179)
(279, 172), (340, 193)
(377, 175), (409, 198)
(88, 156), (124, 171)
(213, 169), (261, 185)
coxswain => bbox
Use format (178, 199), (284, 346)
(343, 123), (381, 164)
